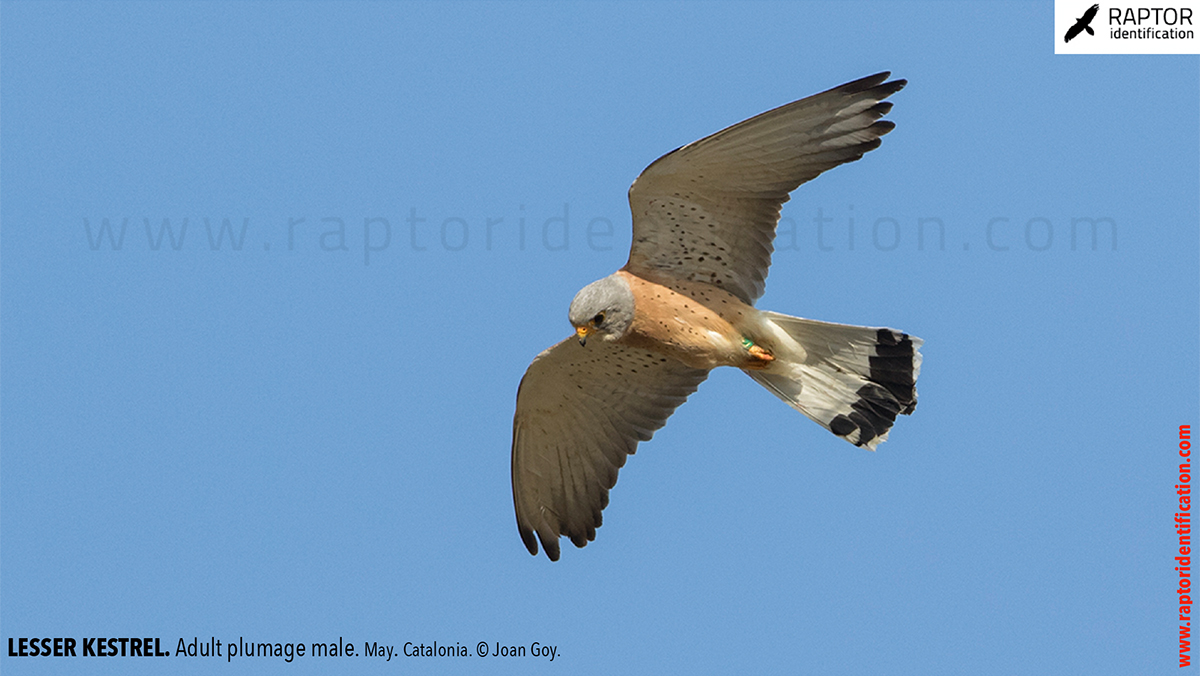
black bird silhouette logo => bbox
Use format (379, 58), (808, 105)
(1065, 4), (1100, 42)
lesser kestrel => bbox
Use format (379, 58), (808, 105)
(512, 72), (923, 560)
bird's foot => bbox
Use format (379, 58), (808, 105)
(742, 338), (775, 367)
(747, 344), (774, 362)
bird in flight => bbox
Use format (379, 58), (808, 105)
(1064, 4), (1100, 42)
(511, 73), (923, 560)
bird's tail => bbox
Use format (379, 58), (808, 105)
(745, 312), (922, 450)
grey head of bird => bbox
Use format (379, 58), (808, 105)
(567, 273), (635, 346)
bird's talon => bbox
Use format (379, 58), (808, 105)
(747, 344), (774, 362)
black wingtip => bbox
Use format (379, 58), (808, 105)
(842, 71), (891, 91)
(834, 72), (906, 99)
(867, 101), (895, 119)
(870, 120), (897, 137)
(520, 525), (563, 561)
(544, 537), (561, 561)
(519, 526), (539, 556)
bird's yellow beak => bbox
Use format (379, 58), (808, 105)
(576, 325), (591, 346)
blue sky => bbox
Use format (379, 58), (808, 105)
(1, 2), (1196, 674)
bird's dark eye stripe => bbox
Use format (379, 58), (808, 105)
(593, 313), (605, 325)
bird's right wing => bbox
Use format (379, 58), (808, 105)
(512, 337), (709, 560)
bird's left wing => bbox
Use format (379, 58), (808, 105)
(512, 337), (709, 560)
(626, 72), (905, 304)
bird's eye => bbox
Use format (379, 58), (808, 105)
(592, 312), (605, 326)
